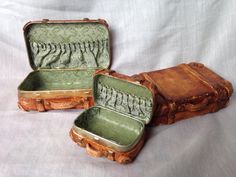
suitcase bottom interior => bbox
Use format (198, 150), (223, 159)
(74, 106), (144, 152)
(19, 69), (95, 91)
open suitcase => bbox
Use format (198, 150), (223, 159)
(18, 19), (111, 111)
(70, 70), (158, 164)
(70, 62), (233, 164)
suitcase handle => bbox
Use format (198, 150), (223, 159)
(185, 98), (209, 112)
(46, 99), (85, 109)
(86, 144), (103, 158)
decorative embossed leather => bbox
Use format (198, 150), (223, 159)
(69, 128), (145, 164)
(18, 96), (94, 111)
(135, 62), (233, 125)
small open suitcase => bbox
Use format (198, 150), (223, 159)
(70, 62), (233, 164)
(18, 19), (111, 111)
(70, 70), (158, 164)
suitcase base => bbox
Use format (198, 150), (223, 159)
(69, 128), (145, 164)
(18, 96), (94, 112)
(18, 69), (96, 111)
(151, 99), (230, 125)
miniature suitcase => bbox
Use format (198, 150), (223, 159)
(18, 19), (111, 111)
(132, 62), (233, 125)
(70, 70), (158, 164)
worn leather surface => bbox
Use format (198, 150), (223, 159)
(0, 0), (236, 177)
(70, 128), (145, 164)
(140, 63), (233, 125)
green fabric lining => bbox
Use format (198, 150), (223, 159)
(75, 107), (144, 146)
(25, 22), (110, 70)
(19, 69), (95, 91)
(93, 75), (153, 124)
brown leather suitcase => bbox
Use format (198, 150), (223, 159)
(70, 70), (158, 164)
(133, 62), (233, 125)
(70, 62), (233, 164)
(18, 19), (111, 111)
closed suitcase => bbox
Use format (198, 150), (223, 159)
(70, 70), (158, 164)
(133, 62), (233, 125)
(18, 19), (111, 111)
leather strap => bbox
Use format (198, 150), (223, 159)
(185, 97), (209, 112)
(35, 99), (45, 112)
(167, 102), (177, 124)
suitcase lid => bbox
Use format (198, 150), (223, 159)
(141, 63), (217, 103)
(92, 70), (157, 124)
(23, 19), (111, 70)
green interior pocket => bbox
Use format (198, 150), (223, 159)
(93, 74), (153, 124)
(24, 22), (110, 70)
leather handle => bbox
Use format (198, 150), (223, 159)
(47, 100), (83, 109)
(86, 144), (103, 158)
(185, 98), (209, 112)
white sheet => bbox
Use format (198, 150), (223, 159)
(0, 0), (235, 177)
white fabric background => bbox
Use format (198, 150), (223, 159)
(0, 0), (236, 177)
